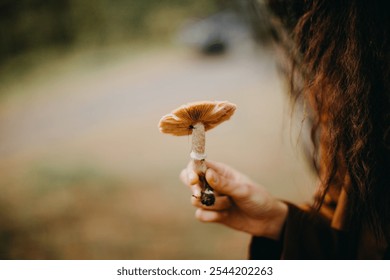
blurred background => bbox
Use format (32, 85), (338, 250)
(0, 0), (316, 259)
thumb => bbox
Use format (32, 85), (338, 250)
(205, 168), (249, 199)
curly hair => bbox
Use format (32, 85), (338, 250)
(266, 0), (390, 239)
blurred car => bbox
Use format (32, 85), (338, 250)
(176, 10), (252, 55)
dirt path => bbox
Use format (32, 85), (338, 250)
(0, 48), (271, 158)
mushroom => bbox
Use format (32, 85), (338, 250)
(158, 101), (236, 206)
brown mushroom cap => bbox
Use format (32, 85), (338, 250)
(158, 101), (236, 136)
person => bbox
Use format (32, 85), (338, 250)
(180, 0), (390, 259)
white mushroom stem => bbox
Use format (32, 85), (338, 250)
(191, 123), (207, 173)
(191, 123), (215, 206)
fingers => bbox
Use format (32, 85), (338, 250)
(190, 185), (201, 198)
(179, 165), (198, 185)
(195, 208), (229, 223)
(191, 195), (232, 224)
(180, 160), (238, 225)
(180, 165), (201, 197)
(204, 160), (235, 179)
(205, 168), (249, 199)
(180, 160), (233, 187)
(181, 160), (250, 200)
(191, 195), (232, 210)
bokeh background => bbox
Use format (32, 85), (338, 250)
(0, 0), (316, 259)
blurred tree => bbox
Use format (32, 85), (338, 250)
(0, 0), (215, 62)
(0, 0), (74, 58)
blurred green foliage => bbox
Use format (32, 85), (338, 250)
(0, 0), (215, 61)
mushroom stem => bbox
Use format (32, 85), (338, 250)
(191, 123), (215, 206)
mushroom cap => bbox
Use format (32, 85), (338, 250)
(158, 101), (236, 136)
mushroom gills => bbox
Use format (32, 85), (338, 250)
(199, 174), (215, 206)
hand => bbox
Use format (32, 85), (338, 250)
(180, 160), (288, 240)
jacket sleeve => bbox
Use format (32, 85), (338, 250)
(249, 203), (354, 259)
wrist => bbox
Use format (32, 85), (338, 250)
(259, 200), (288, 240)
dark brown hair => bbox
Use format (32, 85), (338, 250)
(267, 0), (390, 238)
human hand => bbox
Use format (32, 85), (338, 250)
(180, 160), (288, 240)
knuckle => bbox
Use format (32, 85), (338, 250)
(234, 182), (251, 199)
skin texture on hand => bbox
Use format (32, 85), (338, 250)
(180, 160), (288, 240)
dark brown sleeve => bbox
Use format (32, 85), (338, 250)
(249, 203), (356, 259)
